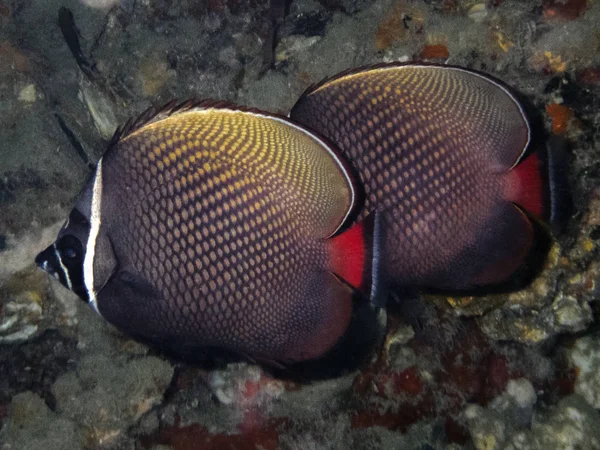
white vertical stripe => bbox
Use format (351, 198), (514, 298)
(53, 243), (72, 291)
(84, 158), (103, 314)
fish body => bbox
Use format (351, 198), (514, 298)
(36, 100), (379, 364)
(291, 63), (567, 290)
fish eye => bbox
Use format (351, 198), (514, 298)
(63, 247), (78, 259)
(57, 235), (83, 261)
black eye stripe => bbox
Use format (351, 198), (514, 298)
(69, 208), (89, 225)
(51, 234), (86, 298)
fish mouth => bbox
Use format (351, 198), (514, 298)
(35, 244), (58, 277)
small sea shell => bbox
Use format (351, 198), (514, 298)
(80, 0), (119, 9)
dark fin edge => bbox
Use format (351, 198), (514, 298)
(504, 87), (571, 234)
(544, 135), (572, 234)
(110, 98), (364, 231)
(293, 61), (527, 109)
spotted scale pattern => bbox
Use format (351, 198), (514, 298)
(291, 64), (531, 288)
(97, 107), (354, 362)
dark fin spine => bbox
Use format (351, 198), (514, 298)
(507, 152), (546, 219)
(327, 214), (383, 304)
(54, 113), (94, 170)
(470, 205), (535, 286)
(57, 7), (99, 82)
(545, 135), (572, 233)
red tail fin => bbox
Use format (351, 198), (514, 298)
(326, 214), (381, 302)
(328, 222), (366, 289)
(505, 152), (547, 219)
(505, 137), (571, 233)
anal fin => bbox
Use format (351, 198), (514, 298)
(469, 203), (534, 286)
(284, 272), (354, 363)
(283, 272), (385, 377)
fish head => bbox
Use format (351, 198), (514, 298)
(36, 207), (90, 301)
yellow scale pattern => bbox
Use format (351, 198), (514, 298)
(101, 108), (352, 359)
(292, 65), (529, 288)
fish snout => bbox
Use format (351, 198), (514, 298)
(35, 245), (58, 276)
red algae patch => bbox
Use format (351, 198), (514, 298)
(578, 67), (600, 86)
(0, 41), (30, 73)
(140, 420), (285, 450)
(543, 0), (588, 21)
(347, 316), (582, 437)
(0, 2), (10, 17)
(419, 44), (449, 60)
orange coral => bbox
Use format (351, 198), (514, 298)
(0, 41), (29, 73)
(543, 0), (587, 21)
(0, 2), (9, 17)
(419, 44), (449, 60)
(546, 103), (573, 135)
(375, 2), (406, 51)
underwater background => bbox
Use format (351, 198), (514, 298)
(1, 0), (600, 448)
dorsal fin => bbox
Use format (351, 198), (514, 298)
(294, 62), (531, 170)
(295, 61), (524, 103)
(109, 98), (362, 234)
(112, 98), (326, 146)
(109, 99), (240, 146)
